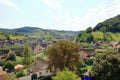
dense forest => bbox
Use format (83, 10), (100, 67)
(93, 15), (120, 32)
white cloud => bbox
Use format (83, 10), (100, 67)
(42, 0), (61, 8)
(81, 0), (120, 29)
(0, 0), (17, 8)
(43, 0), (120, 31)
(58, 0), (120, 30)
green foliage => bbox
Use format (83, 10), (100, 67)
(81, 42), (93, 49)
(93, 15), (120, 32)
(16, 70), (26, 78)
(0, 59), (5, 66)
(0, 32), (26, 40)
(77, 30), (120, 42)
(3, 60), (15, 71)
(22, 46), (32, 68)
(84, 59), (93, 66)
(92, 31), (104, 41)
(6, 53), (16, 61)
(77, 31), (93, 42)
(77, 15), (120, 42)
(86, 27), (93, 33)
(90, 53), (120, 80)
(52, 68), (81, 80)
(48, 40), (81, 73)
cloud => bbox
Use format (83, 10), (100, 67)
(0, 0), (17, 8)
(81, 0), (120, 28)
(65, 0), (120, 30)
(42, 0), (61, 8)
(49, 0), (120, 31)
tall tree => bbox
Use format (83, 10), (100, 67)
(22, 46), (32, 68)
(47, 40), (81, 73)
(86, 27), (93, 33)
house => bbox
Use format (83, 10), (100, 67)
(40, 42), (48, 49)
(31, 57), (47, 72)
(111, 41), (120, 53)
(79, 48), (95, 60)
(0, 50), (9, 55)
(30, 44), (45, 54)
(80, 49), (95, 55)
(10, 48), (24, 56)
(14, 64), (23, 70)
(79, 51), (88, 59)
(77, 42), (83, 49)
(94, 41), (104, 49)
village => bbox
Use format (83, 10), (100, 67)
(0, 35), (120, 80)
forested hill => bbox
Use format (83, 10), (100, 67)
(76, 15), (120, 42)
(0, 26), (78, 34)
(93, 15), (120, 32)
(0, 27), (79, 40)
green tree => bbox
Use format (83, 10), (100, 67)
(86, 27), (93, 33)
(47, 40), (81, 73)
(22, 46), (32, 68)
(52, 68), (81, 80)
(6, 53), (16, 61)
(76, 31), (93, 42)
(90, 53), (120, 80)
(3, 60), (15, 71)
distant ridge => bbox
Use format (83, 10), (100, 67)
(0, 26), (79, 39)
(0, 26), (79, 33)
(13, 26), (40, 32)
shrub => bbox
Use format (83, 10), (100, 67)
(6, 53), (16, 61)
(0, 59), (5, 66)
(52, 68), (81, 80)
(3, 60), (15, 71)
(16, 70), (25, 78)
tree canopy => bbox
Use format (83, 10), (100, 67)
(93, 15), (120, 32)
(6, 53), (16, 61)
(90, 53), (120, 80)
(47, 40), (81, 73)
(22, 46), (32, 68)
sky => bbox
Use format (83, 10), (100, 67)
(0, 0), (120, 31)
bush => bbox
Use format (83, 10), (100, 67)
(84, 59), (93, 66)
(16, 70), (25, 78)
(52, 68), (81, 80)
(90, 53), (120, 80)
(3, 60), (15, 71)
(6, 53), (16, 61)
(0, 59), (5, 66)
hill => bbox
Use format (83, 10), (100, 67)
(0, 27), (78, 40)
(77, 15), (120, 42)
(93, 15), (120, 32)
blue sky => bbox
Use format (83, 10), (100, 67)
(0, 0), (120, 31)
